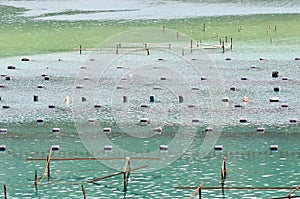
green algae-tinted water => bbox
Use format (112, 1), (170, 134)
(0, 35), (299, 198)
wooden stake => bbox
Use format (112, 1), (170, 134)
(190, 39), (193, 52)
(230, 38), (233, 50)
(81, 184), (86, 199)
(34, 170), (38, 193)
(47, 155), (50, 181)
(221, 156), (227, 195)
(79, 45), (82, 54)
(116, 44), (119, 54)
(222, 41), (225, 53)
(123, 166), (127, 192)
(3, 184), (7, 199)
(189, 182), (204, 199)
(177, 32), (179, 40)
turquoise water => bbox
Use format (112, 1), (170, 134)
(0, 1), (299, 198)
(0, 37), (299, 198)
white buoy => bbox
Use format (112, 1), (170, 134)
(153, 127), (162, 134)
(0, 84), (5, 88)
(103, 127), (111, 134)
(2, 105), (10, 109)
(141, 104), (149, 108)
(222, 97), (229, 102)
(270, 97), (279, 102)
(192, 118), (200, 123)
(241, 77), (248, 80)
(44, 76), (50, 80)
(274, 87), (280, 92)
(76, 85), (83, 89)
(7, 66), (16, 69)
(259, 57), (266, 60)
(104, 145), (112, 151)
(160, 145), (168, 151)
(36, 118), (44, 123)
(37, 84), (44, 88)
(88, 118), (96, 123)
(289, 118), (297, 123)
(214, 145), (223, 151)
(240, 118), (247, 123)
(281, 103), (288, 108)
(140, 118), (149, 125)
(0, 145), (6, 151)
(51, 145), (60, 151)
(48, 104), (55, 109)
(201, 77), (207, 80)
(205, 127), (213, 132)
(94, 104), (101, 108)
(52, 128), (60, 133)
(269, 145), (278, 151)
(230, 86), (237, 91)
(257, 127), (265, 133)
(282, 77), (289, 80)
(160, 77), (167, 80)
(0, 128), (7, 134)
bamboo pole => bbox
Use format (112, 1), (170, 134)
(3, 184), (7, 199)
(189, 182), (204, 199)
(26, 157), (161, 161)
(287, 185), (300, 198)
(36, 147), (53, 189)
(221, 156), (227, 195)
(81, 184), (86, 199)
(34, 170), (38, 193)
(88, 165), (147, 183)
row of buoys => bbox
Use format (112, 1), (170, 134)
(239, 118), (297, 123)
(103, 144), (169, 152)
(214, 145), (279, 152)
(0, 128), (60, 134)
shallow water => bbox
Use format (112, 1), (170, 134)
(1, 0), (300, 21)
(0, 27), (299, 198)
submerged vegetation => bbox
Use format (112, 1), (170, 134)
(0, 5), (299, 57)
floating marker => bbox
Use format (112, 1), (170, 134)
(153, 127), (162, 134)
(103, 127), (111, 134)
(274, 87), (280, 92)
(201, 77), (207, 80)
(270, 97), (279, 102)
(2, 105), (9, 109)
(21, 57), (30, 61)
(83, 77), (89, 80)
(250, 65), (257, 68)
(7, 65), (16, 69)
(51, 145), (60, 151)
(141, 104), (149, 108)
(81, 96), (86, 102)
(94, 104), (101, 108)
(241, 77), (248, 80)
(37, 84), (44, 88)
(187, 104), (196, 108)
(36, 118), (44, 123)
(295, 57), (300, 60)
(281, 103), (288, 108)
(160, 145), (168, 151)
(0, 84), (5, 88)
(123, 96), (127, 102)
(76, 85), (83, 89)
(48, 104), (55, 109)
(0, 129), (7, 134)
(0, 145), (6, 151)
(192, 118), (200, 123)
(243, 96), (249, 102)
(214, 145), (223, 151)
(44, 76), (50, 80)
(269, 145), (278, 151)
(5, 76), (11, 81)
(116, 66), (124, 69)
(289, 118), (297, 123)
(52, 128), (60, 133)
(80, 66), (87, 69)
(140, 118), (149, 125)
(205, 127), (213, 132)
(257, 127), (265, 133)
(222, 97), (229, 102)
(225, 58), (231, 61)
(1, 73), (7, 77)
(230, 86), (237, 91)
(160, 77), (167, 80)
(33, 94), (38, 102)
(234, 104), (242, 108)
(239, 118), (247, 123)
(88, 118), (96, 123)
(150, 95), (155, 103)
(192, 87), (199, 90)
(272, 71), (279, 78)
(104, 145), (112, 151)
(282, 77), (289, 80)
(259, 57), (266, 60)
(178, 95), (184, 103)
